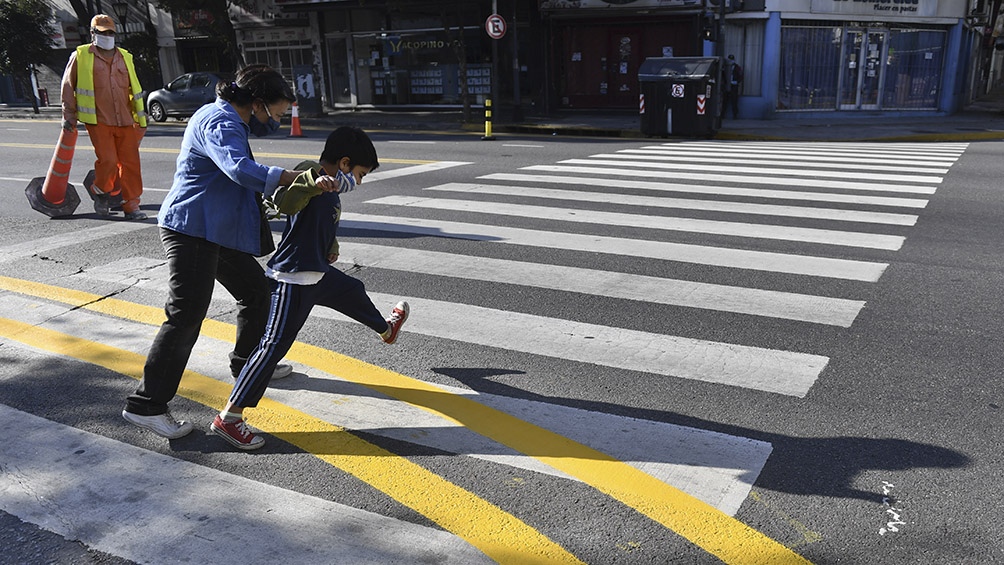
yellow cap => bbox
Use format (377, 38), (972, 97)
(90, 14), (115, 32)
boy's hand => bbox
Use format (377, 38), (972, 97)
(327, 253), (338, 264)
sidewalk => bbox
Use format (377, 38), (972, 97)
(5, 91), (1004, 141)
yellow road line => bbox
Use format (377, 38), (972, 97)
(0, 275), (812, 564)
(0, 142), (436, 165)
(0, 315), (581, 565)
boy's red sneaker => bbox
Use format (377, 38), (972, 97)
(382, 301), (410, 344)
(211, 415), (265, 451)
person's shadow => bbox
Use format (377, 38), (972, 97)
(429, 367), (969, 504)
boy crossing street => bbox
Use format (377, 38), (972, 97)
(211, 127), (409, 450)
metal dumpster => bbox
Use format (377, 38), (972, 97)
(638, 57), (720, 138)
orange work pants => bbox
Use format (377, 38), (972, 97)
(85, 123), (144, 214)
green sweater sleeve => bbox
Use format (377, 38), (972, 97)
(270, 161), (322, 216)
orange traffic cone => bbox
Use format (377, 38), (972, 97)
(25, 126), (81, 218)
(288, 101), (304, 137)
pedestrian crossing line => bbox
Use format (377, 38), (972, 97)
(334, 242), (864, 326)
(426, 182), (919, 225)
(355, 292), (828, 397)
(678, 140), (969, 154)
(523, 165), (939, 195)
(0, 316), (582, 565)
(362, 161), (472, 183)
(340, 213), (889, 281)
(481, 173), (931, 208)
(604, 151), (951, 174)
(0, 222), (152, 264)
(629, 146), (963, 166)
(0, 278), (812, 564)
(560, 158), (944, 185)
(365, 195), (907, 250)
(652, 142), (967, 161)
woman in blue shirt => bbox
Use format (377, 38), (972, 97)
(122, 65), (332, 439)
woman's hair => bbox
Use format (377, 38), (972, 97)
(216, 64), (296, 106)
(320, 127), (380, 171)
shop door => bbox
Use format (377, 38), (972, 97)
(608, 31), (641, 107)
(838, 29), (889, 110)
(326, 36), (355, 106)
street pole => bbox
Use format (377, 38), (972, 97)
(511, 5), (522, 122)
(491, 0), (499, 121)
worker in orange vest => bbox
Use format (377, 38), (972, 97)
(60, 14), (148, 220)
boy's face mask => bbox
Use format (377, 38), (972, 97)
(336, 168), (357, 193)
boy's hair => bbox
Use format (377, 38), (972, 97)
(320, 127), (379, 171)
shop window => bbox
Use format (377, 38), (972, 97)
(780, 24), (944, 111)
(351, 28), (490, 106)
(779, 26), (842, 110)
(882, 29), (945, 109)
(243, 41), (314, 85)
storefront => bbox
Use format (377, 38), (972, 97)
(325, 26), (495, 107)
(726, 0), (970, 117)
(540, 0), (704, 110)
(778, 22), (949, 111)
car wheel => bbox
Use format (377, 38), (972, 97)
(149, 101), (166, 122)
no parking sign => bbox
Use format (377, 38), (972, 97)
(486, 14), (506, 39)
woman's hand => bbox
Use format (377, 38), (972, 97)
(327, 253), (338, 264)
(278, 169), (299, 187)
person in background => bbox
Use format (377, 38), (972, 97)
(60, 14), (148, 220)
(121, 64), (343, 439)
(723, 54), (744, 120)
(211, 126), (409, 450)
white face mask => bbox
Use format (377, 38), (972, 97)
(94, 34), (115, 50)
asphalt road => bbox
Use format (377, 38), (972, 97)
(0, 118), (1002, 564)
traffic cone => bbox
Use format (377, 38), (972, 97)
(25, 126), (81, 218)
(288, 101), (304, 137)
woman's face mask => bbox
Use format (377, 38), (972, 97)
(249, 102), (281, 137)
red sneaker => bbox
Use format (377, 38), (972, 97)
(210, 415), (265, 451)
(381, 301), (410, 344)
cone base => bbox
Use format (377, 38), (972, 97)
(26, 178), (81, 218)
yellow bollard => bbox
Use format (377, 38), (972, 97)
(482, 98), (496, 141)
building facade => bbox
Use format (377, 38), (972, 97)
(7, 0), (1000, 119)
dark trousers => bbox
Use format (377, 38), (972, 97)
(229, 268), (388, 409)
(125, 228), (270, 415)
(727, 89), (740, 119)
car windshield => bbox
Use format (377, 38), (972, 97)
(169, 75), (191, 90)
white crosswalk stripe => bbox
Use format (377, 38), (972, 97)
(423, 182), (921, 225)
(364, 195), (907, 249)
(522, 163), (941, 193)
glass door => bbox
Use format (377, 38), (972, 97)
(838, 28), (889, 110)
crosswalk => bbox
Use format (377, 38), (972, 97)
(0, 140), (968, 563)
(337, 140), (964, 397)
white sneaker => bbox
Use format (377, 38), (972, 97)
(271, 362), (293, 380)
(122, 410), (194, 439)
(231, 362), (293, 381)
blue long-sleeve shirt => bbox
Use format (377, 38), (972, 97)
(158, 99), (285, 255)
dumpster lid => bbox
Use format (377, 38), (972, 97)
(638, 57), (717, 79)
